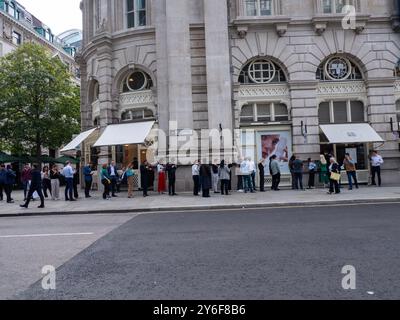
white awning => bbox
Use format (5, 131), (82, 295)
(320, 123), (384, 144)
(93, 121), (155, 147)
(60, 128), (98, 152)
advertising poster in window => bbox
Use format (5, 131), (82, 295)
(256, 131), (292, 175)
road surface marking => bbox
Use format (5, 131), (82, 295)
(0, 232), (94, 239)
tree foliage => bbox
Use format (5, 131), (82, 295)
(0, 43), (80, 158)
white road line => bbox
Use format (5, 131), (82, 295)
(0, 232), (95, 239)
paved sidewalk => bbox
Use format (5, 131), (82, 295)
(1, 185), (399, 217)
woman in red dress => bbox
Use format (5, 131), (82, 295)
(157, 162), (166, 194)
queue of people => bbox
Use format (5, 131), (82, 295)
(0, 149), (388, 209)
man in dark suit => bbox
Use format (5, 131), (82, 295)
(107, 161), (119, 197)
(140, 160), (151, 197)
(166, 162), (178, 196)
(20, 164), (44, 209)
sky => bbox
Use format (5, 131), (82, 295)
(17, 0), (82, 35)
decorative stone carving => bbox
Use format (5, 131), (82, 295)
(238, 84), (290, 98)
(314, 22), (327, 36)
(119, 90), (155, 107)
(237, 26), (248, 39)
(317, 81), (366, 96)
(276, 24), (287, 37)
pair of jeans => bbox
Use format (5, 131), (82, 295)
(0, 183), (4, 201)
(212, 173), (219, 192)
(371, 166), (381, 186)
(102, 179), (110, 199)
(251, 172), (256, 190)
(294, 172), (303, 190)
(168, 178), (176, 195)
(110, 176), (118, 196)
(4, 184), (13, 202)
(347, 171), (358, 189)
(308, 170), (315, 188)
(42, 179), (51, 198)
(64, 178), (74, 200)
(22, 181), (30, 200)
(242, 175), (253, 193)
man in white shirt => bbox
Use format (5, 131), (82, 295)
(107, 161), (119, 197)
(370, 150), (384, 186)
(240, 158), (254, 193)
(192, 160), (201, 196)
(62, 161), (75, 201)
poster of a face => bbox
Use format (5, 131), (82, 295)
(257, 131), (292, 175)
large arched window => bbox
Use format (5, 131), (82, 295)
(239, 58), (287, 84)
(240, 102), (289, 124)
(121, 70), (153, 93)
(318, 100), (365, 124)
(317, 56), (363, 81)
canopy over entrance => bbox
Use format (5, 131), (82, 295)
(320, 124), (384, 144)
(60, 128), (98, 152)
(93, 121), (155, 147)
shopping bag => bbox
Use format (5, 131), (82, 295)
(330, 172), (341, 181)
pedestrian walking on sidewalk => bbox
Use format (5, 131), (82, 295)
(307, 158), (316, 189)
(41, 166), (52, 198)
(270, 155), (281, 191)
(319, 155), (329, 188)
(370, 150), (384, 187)
(166, 162), (178, 196)
(20, 164), (44, 209)
(157, 161), (167, 194)
(289, 155), (296, 190)
(328, 157), (341, 195)
(211, 160), (220, 194)
(108, 161), (119, 197)
(126, 163), (135, 198)
(62, 161), (75, 201)
(100, 164), (111, 200)
(4, 165), (16, 203)
(192, 160), (201, 196)
(83, 163), (94, 198)
(0, 164), (6, 202)
(21, 163), (32, 201)
(218, 160), (231, 196)
(140, 160), (151, 197)
(200, 163), (212, 198)
(50, 164), (61, 200)
(343, 153), (359, 190)
(240, 158), (254, 194)
(292, 156), (305, 191)
(258, 159), (266, 192)
(249, 158), (257, 192)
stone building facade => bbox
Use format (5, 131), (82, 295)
(0, 0), (80, 82)
(78, 0), (400, 190)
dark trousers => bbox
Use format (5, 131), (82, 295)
(272, 173), (281, 190)
(193, 175), (200, 195)
(42, 179), (51, 198)
(251, 172), (256, 190)
(221, 179), (229, 195)
(0, 183), (4, 201)
(65, 178), (73, 200)
(22, 181), (29, 200)
(85, 180), (92, 197)
(329, 179), (340, 194)
(110, 176), (117, 196)
(168, 178), (176, 195)
(102, 180), (110, 199)
(259, 173), (265, 191)
(202, 188), (210, 198)
(371, 166), (381, 186)
(4, 184), (13, 202)
(294, 172), (303, 190)
(347, 171), (358, 189)
(141, 181), (148, 196)
(308, 171), (315, 188)
(237, 175), (243, 190)
(24, 186), (44, 207)
(291, 172), (296, 189)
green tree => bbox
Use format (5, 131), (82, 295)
(0, 43), (80, 162)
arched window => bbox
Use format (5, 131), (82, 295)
(239, 58), (286, 84)
(240, 102), (289, 124)
(121, 70), (153, 93)
(318, 100), (365, 124)
(317, 56), (363, 81)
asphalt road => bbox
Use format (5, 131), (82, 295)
(2, 203), (400, 300)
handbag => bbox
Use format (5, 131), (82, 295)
(330, 172), (341, 181)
